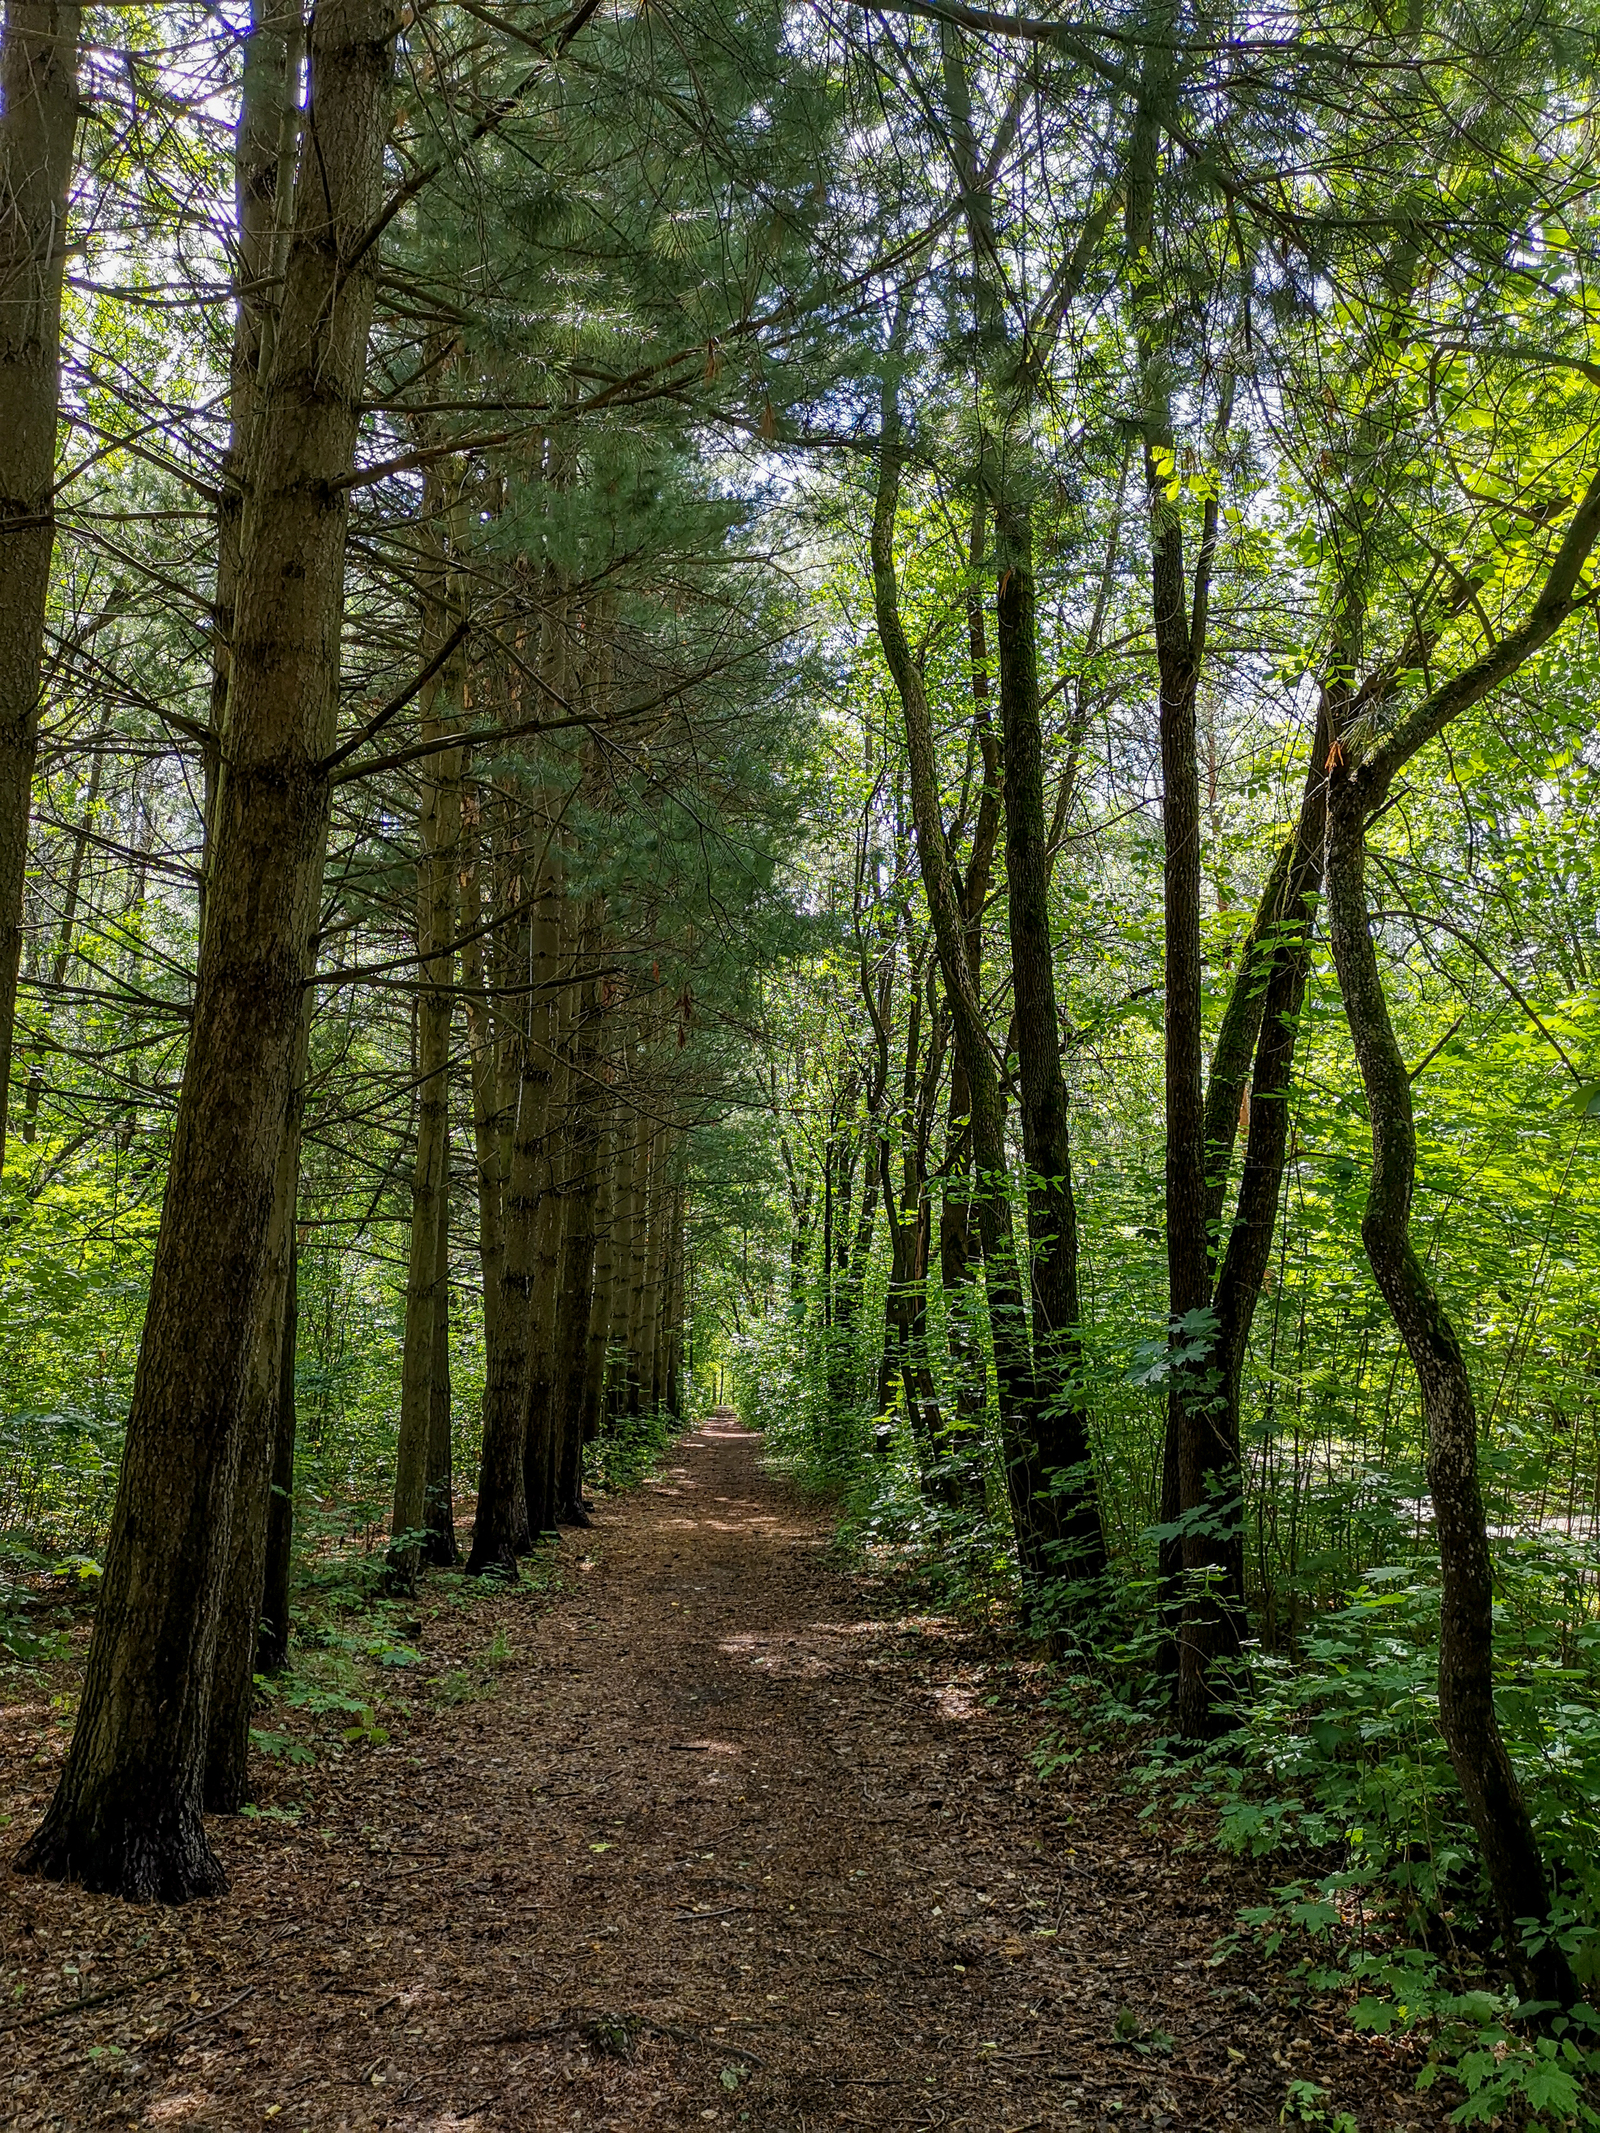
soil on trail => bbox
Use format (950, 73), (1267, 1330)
(1, 1414), (1441, 2131)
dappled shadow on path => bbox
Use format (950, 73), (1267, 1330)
(0, 1411), (1441, 2129)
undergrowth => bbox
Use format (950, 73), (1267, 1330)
(756, 1367), (1600, 2129)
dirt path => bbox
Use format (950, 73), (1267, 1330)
(1, 1415), (1437, 2130)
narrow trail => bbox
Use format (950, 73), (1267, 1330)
(1, 1416), (1437, 2130)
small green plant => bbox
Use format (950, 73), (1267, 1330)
(341, 1705), (389, 1748)
(1281, 2076), (1357, 2130)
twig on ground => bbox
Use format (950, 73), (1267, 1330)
(0, 1964), (180, 2035)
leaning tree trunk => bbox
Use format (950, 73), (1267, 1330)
(16, 1), (398, 1901)
(0, 3), (80, 1174)
(869, 399), (1047, 1576)
(1325, 763), (1578, 2010)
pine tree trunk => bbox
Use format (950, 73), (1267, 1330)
(624, 1105), (652, 1416)
(257, 1235), (298, 1675)
(22, 698), (109, 1141)
(584, 1101), (616, 1443)
(17, 0), (398, 1900)
(422, 1129), (457, 1566)
(390, 460), (464, 1583)
(521, 1021), (570, 1539)
(204, 998), (308, 1814)
(205, 1), (301, 881)
(460, 781), (505, 1357)
(993, 494), (1106, 1580)
(465, 1012), (537, 1574)
(552, 961), (603, 1521)
(0, 3), (80, 1173)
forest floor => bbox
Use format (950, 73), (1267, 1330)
(0, 1413), (1451, 2133)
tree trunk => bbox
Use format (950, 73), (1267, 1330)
(390, 455), (464, 1584)
(584, 1100), (616, 1443)
(869, 399), (1046, 1577)
(622, 1092), (650, 1416)
(993, 494), (1106, 1580)
(520, 1007), (570, 1539)
(22, 697), (109, 1142)
(205, 1), (302, 887)
(422, 1128), (457, 1566)
(257, 1233), (298, 1675)
(1326, 762), (1578, 2009)
(17, 0), (398, 1900)
(0, 3), (80, 1173)
(461, 779), (505, 1359)
(204, 997), (309, 1813)
(552, 960), (603, 1521)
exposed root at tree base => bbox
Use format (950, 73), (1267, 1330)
(0, 1415), (1448, 2128)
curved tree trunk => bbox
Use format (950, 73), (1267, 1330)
(16, 0), (398, 1901)
(1326, 764), (1578, 2010)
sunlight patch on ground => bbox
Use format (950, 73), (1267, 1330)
(930, 1682), (980, 1721)
(146, 2093), (213, 2124)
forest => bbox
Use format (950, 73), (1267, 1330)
(1, 1), (1599, 2127)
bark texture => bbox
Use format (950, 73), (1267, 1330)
(869, 405), (1048, 1576)
(993, 496), (1106, 1580)
(16, 1), (398, 1900)
(0, 3), (80, 1171)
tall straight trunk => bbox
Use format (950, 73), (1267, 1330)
(460, 778), (505, 1358)
(1124, 48), (1245, 1732)
(552, 959), (602, 1522)
(466, 757), (564, 1573)
(0, 3), (80, 1172)
(607, 1073), (640, 1421)
(22, 697), (109, 1141)
(466, 1004), (537, 1574)
(641, 1128), (673, 1415)
(624, 1101), (652, 1416)
(204, 993), (309, 1812)
(390, 456), (464, 1581)
(870, 397), (1048, 1575)
(257, 1233), (297, 1674)
(422, 1126), (457, 1565)
(938, 501), (1003, 1499)
(18, 0), (398, 1900)
(663, 1183), (686, 1418)
(1326, 765), (1577, 2009)
(992, 495), (1106, 1579)
(520, 981), (570, 1539)
(581, 1098), (616, 1448)
(205, 1), (302, 875)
